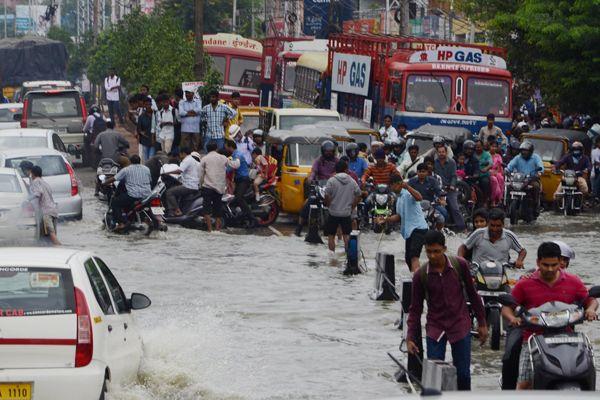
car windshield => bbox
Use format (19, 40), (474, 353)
(279, 115), (339, 130)
(526, 138), (564, 162)
(0, 266), (75, 316)
(286, 143), (322, 166)
(405, 75), (451, 113)
(283, 62), (297, 92)
(0, 107), (21, 122)
(467, 78), (510, 117)
(240, 115), (259, 134)
(0, 174), (21, 192)
(28, 93), (80, 118)
(0, 136), (47, 149)
(6, 155), (67, 176)
(229, 57), (261, 89)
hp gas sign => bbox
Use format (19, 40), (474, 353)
(331, 53), (371, 96)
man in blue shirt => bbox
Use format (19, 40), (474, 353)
(385, 174), (428, 272)
(225, 139), (256, 226)
(506, 141), (544, 204)
(345, 143), (368, 180)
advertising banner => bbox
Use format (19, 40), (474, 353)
(331, 52), (371, 96)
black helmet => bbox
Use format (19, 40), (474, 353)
(321, 140), (335, 156)
(345, 142), (359, 158)
(89, 104), (100, 114)
(463, 140), (475, 151)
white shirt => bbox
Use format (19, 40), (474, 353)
(180, 155), (200, 190)
(157, 106), (175, 141)
(104, 75), (121, 102)
(592, 148), (600, 178)
(379, 126), (399, 142)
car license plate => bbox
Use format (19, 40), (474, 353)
(0, 383), (32, 400)
(477, 290), (502, 297)
(511, 191), (526, 196)
(545, 336), (583, 344)
(151, 207), (164, 215)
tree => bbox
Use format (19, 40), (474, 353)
(47, 26), (92, 83)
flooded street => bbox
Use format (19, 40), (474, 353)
(53, 170), (600, 399)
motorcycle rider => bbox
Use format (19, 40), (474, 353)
(505, 141), (544, 210)
(434, 145), (466, 232)
(504, 138), (521, 164)
(462, 140), (488, 207)
(389, 137), (406, 165)
(345, 142), (368, 181)
(251, 147), (278, 202)
(199, 141), (234, 232)
(362, 148), (399, 186)
(164, 147), (200, 217)
(409, 162), (447, 229)
(93, 125), (130, 167)
(553, 141), (591, 200)
(102, 154), (152, 231)
(294, 141), (339, 236)
(502, 242), (598, 390)
(458, 208), (526, 268)
(552, 240), (575, 269)
(398, 144), (420, 179)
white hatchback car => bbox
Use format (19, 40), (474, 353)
(0, 248), (151, 400)
(0, 128), (74, 164)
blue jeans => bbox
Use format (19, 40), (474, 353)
(426, 334), (471, 390)
(140, 144), (155, 163)
(204, 137), (224, 152)
(445, 190), (466, 231)
(434, 204), (449, 222)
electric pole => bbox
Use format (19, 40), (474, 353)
(400, 0), (409, 35)
(194, 0), (204, 80)
(232, 0), (237, 32)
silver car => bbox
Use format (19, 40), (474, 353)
(0, 103), (23, 130)
(0, 128), (75, 164)
(0, 148), (83, 220)
(0, 167), (39, 242)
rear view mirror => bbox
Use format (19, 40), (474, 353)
(588, 286), (600, 298)
(129, 293), (151, 310)
(13, 113), (22, 121)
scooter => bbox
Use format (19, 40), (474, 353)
(159, 164), (205, 229)
(555, 170), (583, 216)
(367, 183), (395, 234)
(96, 158), (120, 202)
(103, 181), (167, 235)
(499, 286), (600, 390)
(470, 260), (513, 350)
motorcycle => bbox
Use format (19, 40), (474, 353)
(305, 180), (328, 242)
(470, 260), (513, 350)
(96, 158), (120, 202)
(505, 170), (541, 225)
(499, 286), (600, 390)
(555, 170), (583, 216)
(103, 181), (168, 235)
(221, 182), (280, 228)
(159, 164), (205, 229)
(367, 183), (395, 234)
(420, 197), (454, 237)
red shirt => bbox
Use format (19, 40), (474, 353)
(512, 270), (591, 340)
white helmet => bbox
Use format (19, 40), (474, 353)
(228, 124), (242, 138)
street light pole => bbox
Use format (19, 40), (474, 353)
(232, 0), (236, 32)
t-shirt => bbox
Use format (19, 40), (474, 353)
(115, 164), (152, 199)
(348, 157), (368, 180)
(463, 227), (523, 265)
(396, 188), (428, 239)
(157, 106), (175, 141)
(29, 177), (58, 218)
(475, 151), (492, 178)
(232, 150), (249, 179)
(180, 154), (200, 189)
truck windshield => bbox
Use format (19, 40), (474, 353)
(279, 115), (339, 130)
(467, 78), (509, 117)
(405, 75), (451, 113)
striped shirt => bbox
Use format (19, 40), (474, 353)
(115, 164), (152, 199)
(463, 227), (523, 266)
(201, 103), (236, 139)
(361, 163), (399, 185)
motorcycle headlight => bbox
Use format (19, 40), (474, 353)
(483, 276), (502, 290)
(540, 310), (570, 328)
(564, 176), (576, 186)
(512, 182), (523, 190)
(375, 194), (388, 205)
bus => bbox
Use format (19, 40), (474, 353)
(291, 52), (328, 108)
(259, 37), (328, 108)
(326, 34), (513, 135)
(203, 33), (262, 105)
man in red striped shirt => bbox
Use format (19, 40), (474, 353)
(502, 242), (598, 390)
(361, 148), (399, 187)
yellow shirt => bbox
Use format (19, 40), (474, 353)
(220, 100), (243, 139)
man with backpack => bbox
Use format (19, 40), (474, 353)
(406, 230), (488, 391)
(83, 105), (108, 168)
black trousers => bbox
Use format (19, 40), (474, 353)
(234, 177), (252, 219)
(111, 192), (138, 223)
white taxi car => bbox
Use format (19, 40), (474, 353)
(0, 248), (151, 400)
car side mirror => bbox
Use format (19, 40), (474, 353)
(13, 113), (22, 121)
(588, 286), (600, 298)
(67, 144), (78, 155)
(129, 293), (151, 310)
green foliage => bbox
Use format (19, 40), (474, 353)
(47, 26), (92, 83)
(457, 0), (600, 113)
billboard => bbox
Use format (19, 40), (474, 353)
(331, 52), (371, 96)
(304, 0), (356, 39)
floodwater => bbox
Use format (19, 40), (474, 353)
(45, 171), (600, 398)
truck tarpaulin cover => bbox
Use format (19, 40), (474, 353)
(0, 37), (68, 86)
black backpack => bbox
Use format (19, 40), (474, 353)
(92, 115), (107, 137)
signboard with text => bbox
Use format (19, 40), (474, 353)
(409, 46), (507, 69)
(331, 53), (371, 97)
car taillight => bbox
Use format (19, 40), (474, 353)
(20, 98), (29, 128)
(65, 162), (79, 196)
(150, 198), (162, 207)
(74, 287), (93, 367)
(80, 97), (88, 125)
(21, 201), (35, 218)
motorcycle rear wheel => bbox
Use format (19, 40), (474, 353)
(509, 201), (519, 225)
(256, 196), (280, 226)
(488, 308), (501, 351)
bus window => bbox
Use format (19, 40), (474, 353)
(405, 75), (451, 113)
(230, 58), (261, 88)
(391, 81), (402, 109)
(467, 78), (509, 117)
(210, 56), (226, 79)
(283, 61), (297, 92)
